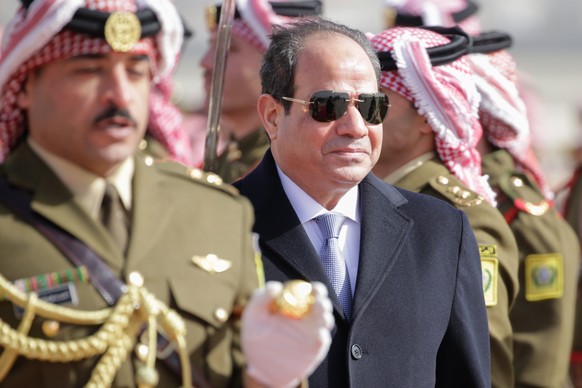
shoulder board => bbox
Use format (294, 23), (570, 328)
(498, 172), (552, 216)
(428, 174), (484, 207)
(149, 157), (240, 197)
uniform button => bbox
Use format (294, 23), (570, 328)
(351, 344), (362, 360)
(437, 176), (449, 185)
(214, 307), (229, 323)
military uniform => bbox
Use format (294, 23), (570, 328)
(562, 165), (582, 376)
(388, 157), (519, 388)
(0, 143), (260, 387)
(482, 149), (579, 387)
(214, 129), (270, 183)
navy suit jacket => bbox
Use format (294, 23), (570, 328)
(234, 150), (490, 388)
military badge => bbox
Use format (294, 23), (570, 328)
(104, 11), (141, 52)
(191, 254), (232, 273)
(479, 244), (499, 307)
(525, 253), (563, 301)
(481, 257), (498, 307)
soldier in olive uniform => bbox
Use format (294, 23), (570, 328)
(473, 40), (579, 388)
(0, 0), (334, 387)
(370, 27), (519, 388)
(380, 1), (580, 385)
(196, 0), (322, 182)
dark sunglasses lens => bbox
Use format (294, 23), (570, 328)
(310, 91), (349, 122)
(357, 93), (390, 124)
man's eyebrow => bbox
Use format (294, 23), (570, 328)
(68, 53), (106, 61)
(128, 54), (150, 62)
(66, 54), (150, 62)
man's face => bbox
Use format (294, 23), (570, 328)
(267, 33), (382, 205)
(378, 88), (433, 167)
(201, 32), (262, 124)
(18, 51), (151, 176)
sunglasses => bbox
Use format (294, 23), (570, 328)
(281, 90), (390, 124)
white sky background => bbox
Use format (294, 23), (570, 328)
(1, 0), (581, 189)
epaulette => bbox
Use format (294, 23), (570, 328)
(143, 156), (241, 197)
(497, 172), (553, 223)
(428, 175), (484, 207)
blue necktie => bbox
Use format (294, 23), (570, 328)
(314, 212), (353, 319)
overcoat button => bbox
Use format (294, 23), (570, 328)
(351, 344), (362, 360)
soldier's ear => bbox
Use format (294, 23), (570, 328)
(257, 94), (281, 141)
(17, 76), (33, 110)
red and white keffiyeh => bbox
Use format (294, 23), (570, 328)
(371, 27), (497, 205)
(231, 0), (303, 52)
(0, 0), (194, 165)
(384, 0), (482, 35)
(382, 0), (551, 197)
(469, 50), (552, 197)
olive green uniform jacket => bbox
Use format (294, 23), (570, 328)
(388, 157), (519, 388)
(0, 143), (259, 387)
(483, 150), (579, 388)
(214, 129), (270, 184)
(563, 166), (582, 361)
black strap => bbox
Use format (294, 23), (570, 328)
(469, 30), (513, 54)
(0, 176), (211, 388)
(389, 0), (479, 26)
(378, 26), (471, 71)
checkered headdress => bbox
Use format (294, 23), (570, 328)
(208, 0), (323, 52)
(0, 0), (194, 165)
(371, 27), (497, 205)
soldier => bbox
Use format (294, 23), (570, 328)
(196, 0), (322, 182)
(381, 1), (580, 386)
(0, 0), (334, 387)
(472, 34), (579, 388)
(370, 26), (519, 388)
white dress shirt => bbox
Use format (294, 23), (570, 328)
(276, 165), (361, 295)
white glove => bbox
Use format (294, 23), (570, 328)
(242, 281), (334, 388)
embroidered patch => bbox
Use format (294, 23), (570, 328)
(481, 257), (498, 307)
(525, 253), (563, 301)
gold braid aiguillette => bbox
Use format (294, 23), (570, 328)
(0, 272), (192, 387)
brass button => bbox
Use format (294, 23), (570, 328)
(512, 177), (524, 187)
(206, 174), (223, 185)
(138, 139), (148, 150)
(437, 176), (449, 185)
(144, 156), (154, 166)
(189, 168), (203, 179)
(42, 320), (60, 337)
(214, 308), (229, 323)
(127, 272), (144, 287)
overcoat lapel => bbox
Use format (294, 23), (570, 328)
(4, 144), (123, 269)
(351, 175), (413, 319)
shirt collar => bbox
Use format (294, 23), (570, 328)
(276, 164), (360, 224)
(28, 138), (134, 218)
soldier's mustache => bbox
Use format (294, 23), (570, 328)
(93, 106), (136, 126)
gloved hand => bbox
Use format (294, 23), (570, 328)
(242, 281), (334, 388)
